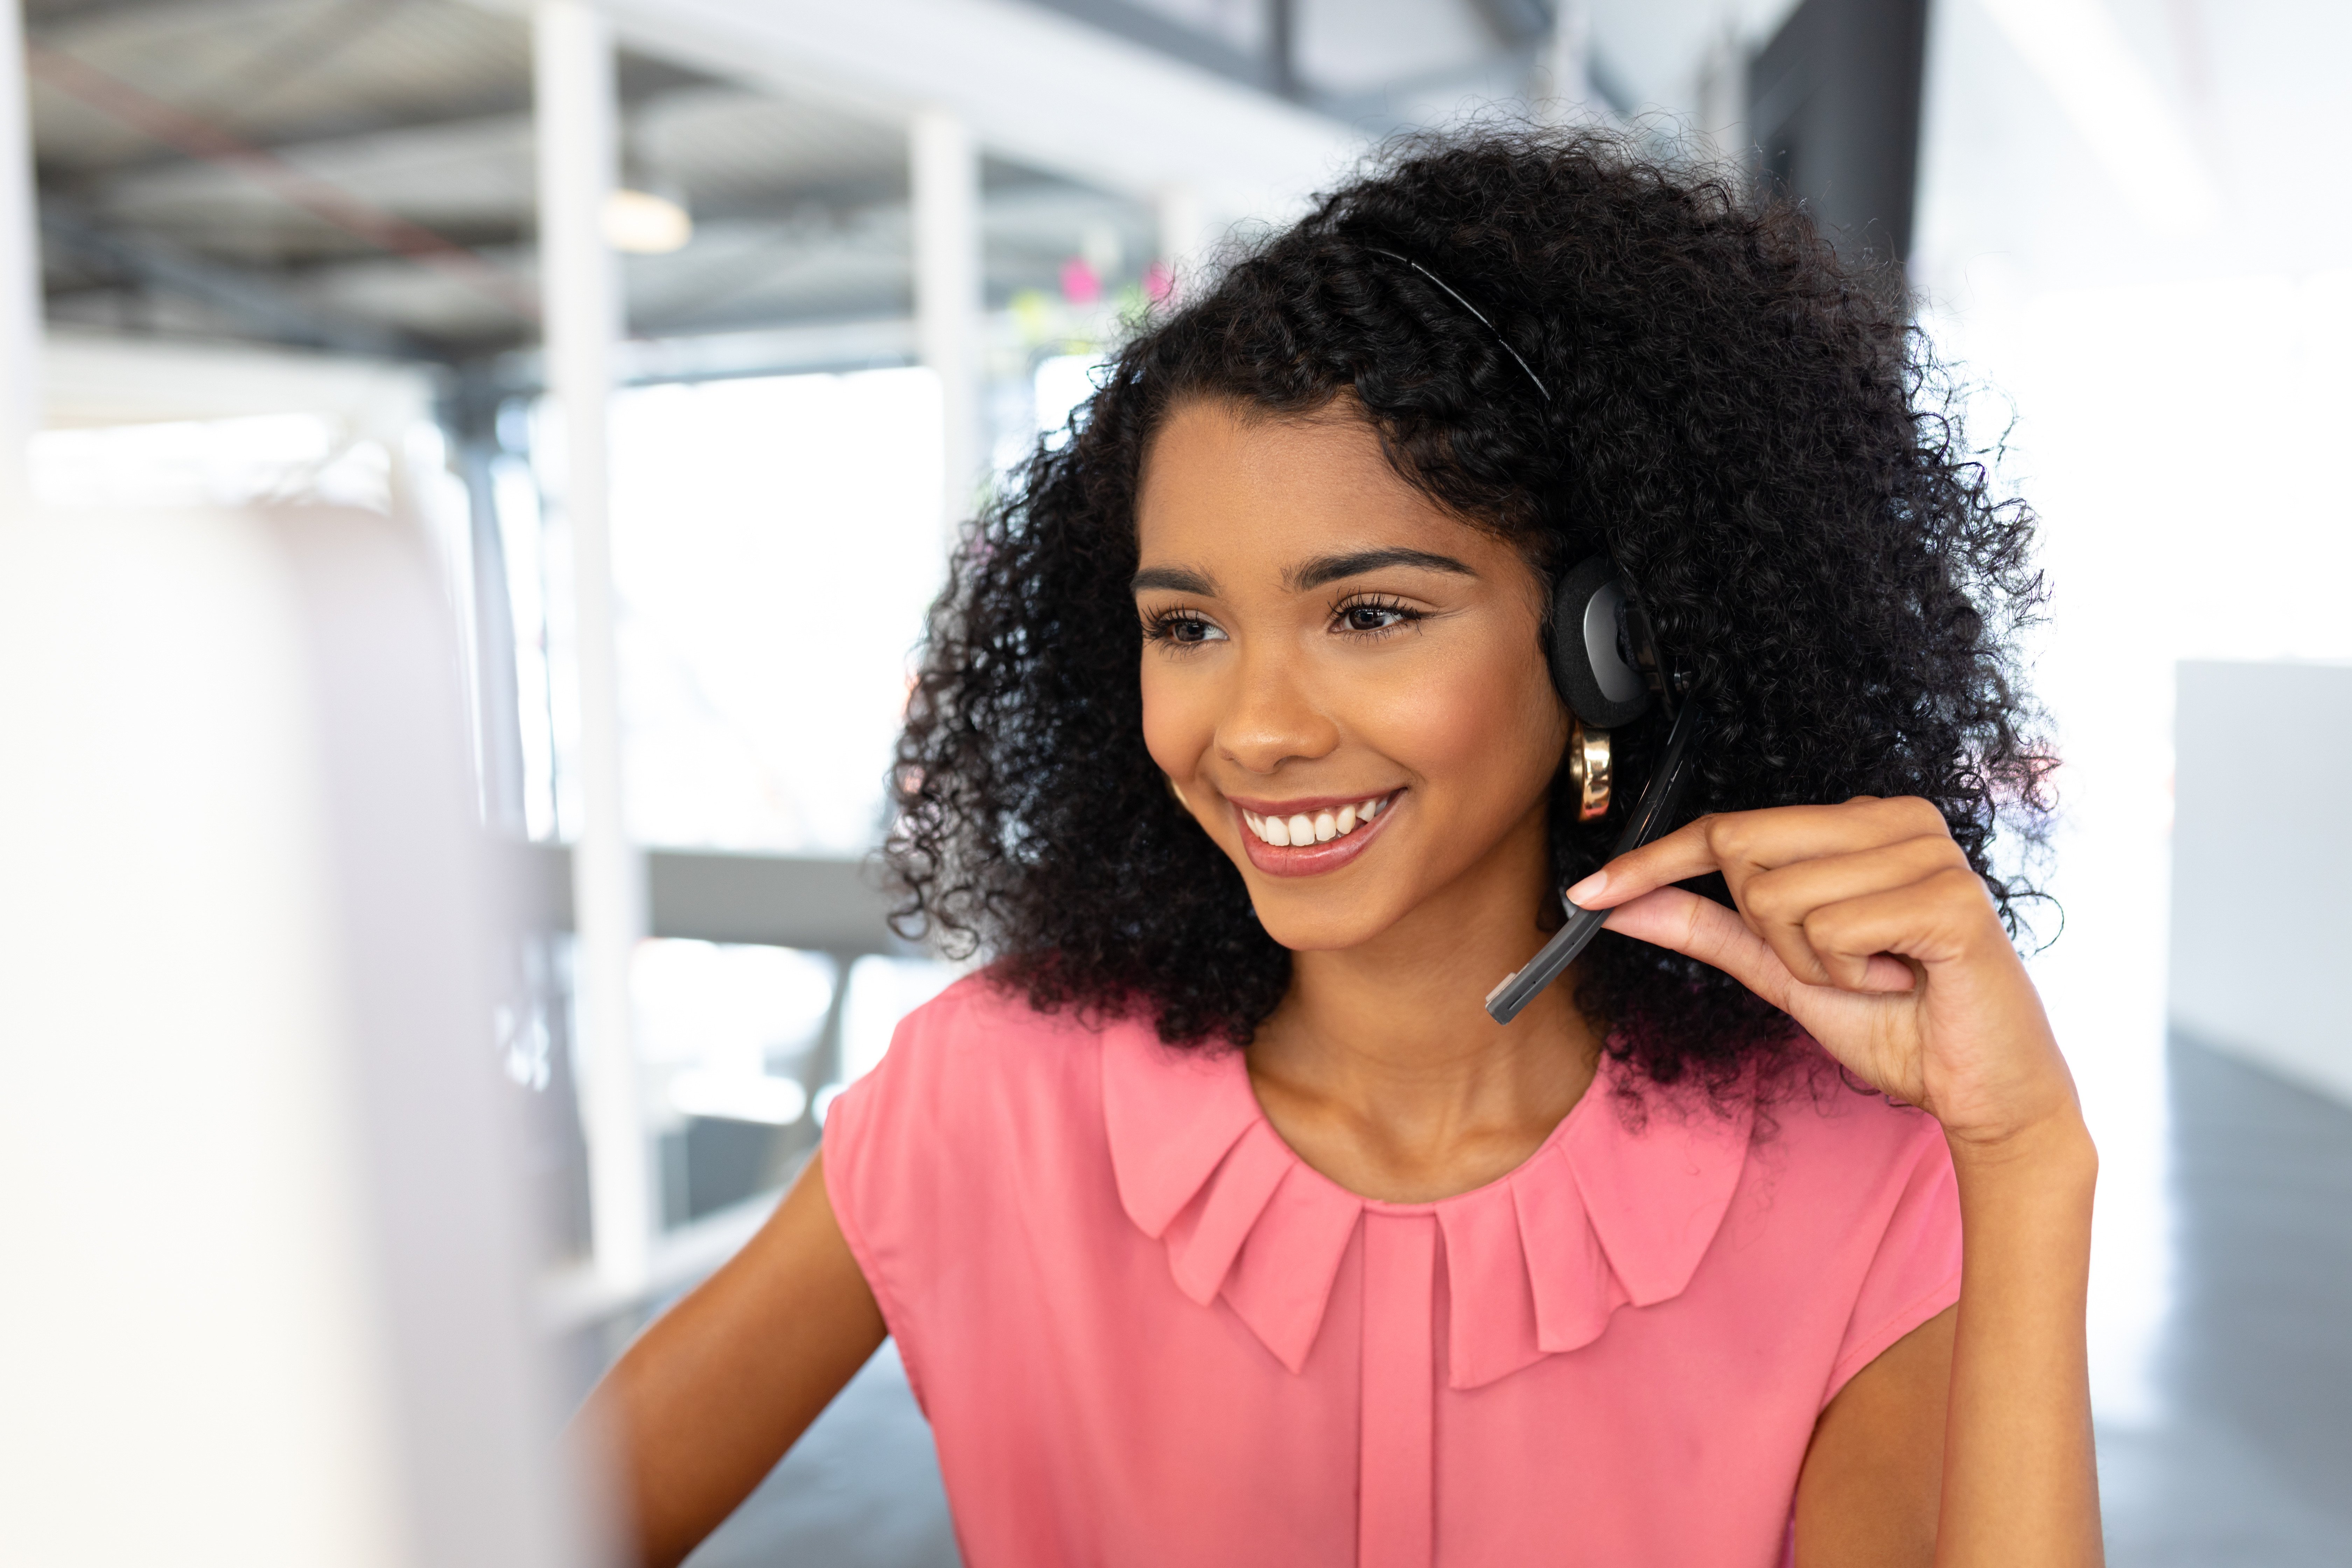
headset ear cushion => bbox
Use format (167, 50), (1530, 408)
(1549, 555), (1654, 729)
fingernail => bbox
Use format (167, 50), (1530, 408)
(1564, 872), (1606, 906)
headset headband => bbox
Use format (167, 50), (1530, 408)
(1361, 247), (1553, 402)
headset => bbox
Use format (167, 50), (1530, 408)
(1363, 249), (1708, 1025)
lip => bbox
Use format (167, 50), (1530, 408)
(1227, 789), (1403, 878)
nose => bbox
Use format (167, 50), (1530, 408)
(1216, 638), (1339, 776)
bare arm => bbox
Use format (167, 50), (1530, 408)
(1580, 796), (2102, 1566)
(1796, 1307), (1954, 1566)
(581, 1151), (887, 1568)
(1934, 1117), (2100, 1564)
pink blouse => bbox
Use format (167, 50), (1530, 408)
(824, 976), (1961, 1568)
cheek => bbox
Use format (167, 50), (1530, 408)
(1361, 637), (1563, 798)
(1139, 658), (1218, 779)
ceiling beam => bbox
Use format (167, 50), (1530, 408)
(34, 38), (714, 194)
(41, 198), (438, 358)
(1020, 0), (1282, 98)
(463, 0), (1366, 224)
(1463, 0), (1552, 49)
(29, 40), (541, 320)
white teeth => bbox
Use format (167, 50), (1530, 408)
(1239, 793), (1394, 847)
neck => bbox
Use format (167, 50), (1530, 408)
(1247, 803), (1602, 1203)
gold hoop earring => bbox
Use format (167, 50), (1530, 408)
(1568, 721), (1612, 822)
(1164, 774), (1191, 812)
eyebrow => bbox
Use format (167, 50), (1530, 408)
(1287, 547), (1477, 592)
(1129, 547), (1478, 598)
(1130, 564), (1219, 595)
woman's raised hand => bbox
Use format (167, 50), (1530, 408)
(1568, 796), (2078, 1153)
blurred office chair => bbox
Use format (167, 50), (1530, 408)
(0, 508), (598, 1568)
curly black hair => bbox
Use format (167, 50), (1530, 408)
(884, 126), (2050, 1096)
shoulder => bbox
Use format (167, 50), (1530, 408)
(1735, 1042), (1962, 1289)
(1609, 1042), (1947, 1208)
(822, 969), (1126, 1177)
(817, 973), (1143, 1405)
(1750, 1044), (1951, 1184)
(818, 973), (1171, 1321)
(857, 967), (1107, 1086)
(1695, 1042), (1960, 1281)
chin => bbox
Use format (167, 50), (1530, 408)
(1244, 890), (1408, 954)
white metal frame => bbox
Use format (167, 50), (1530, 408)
(912, 107), (982, 540)
(0, 0), (41, 514)
(534, 0), (653, 1298)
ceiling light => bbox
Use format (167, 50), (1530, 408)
(603, 187), (693, 254)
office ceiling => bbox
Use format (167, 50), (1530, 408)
(23, 0), (1791, 366)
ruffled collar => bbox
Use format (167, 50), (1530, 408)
(1102, 1024), (1753, 1389)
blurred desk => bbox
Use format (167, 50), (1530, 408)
(514, 843), (908, 955)
(519, 845), (914, 1332)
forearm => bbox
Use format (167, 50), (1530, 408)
(580, 1154), (887, 1568)
(1935, 1115), (2102, 1567)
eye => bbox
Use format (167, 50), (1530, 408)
(1144, 609), (1227, 646)
(1334, 595), (1422, 635)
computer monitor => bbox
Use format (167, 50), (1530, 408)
(0, 507), (600, 1568)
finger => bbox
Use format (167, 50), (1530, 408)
(1600, 887), (1797, 1012)
(1800, 866), (2001, 987)
(1739, 835), (1971, 986)
(1567, 796), (1952, 910)
(1839, 952), (1921, 993)
(1565, 816), (1723, 907)
(1606, 886), (1918, 1000)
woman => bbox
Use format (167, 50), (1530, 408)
(589, 130), (2099, 1567)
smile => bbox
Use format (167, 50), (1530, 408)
(1238, 794), (1388, 847)
(1225, 790), (1402, 878)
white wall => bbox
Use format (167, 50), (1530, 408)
(2169, 661), (2352, 1105)
(1909, 0), (2352, 1426)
